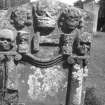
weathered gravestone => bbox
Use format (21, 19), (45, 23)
(0, 0), (93, 105)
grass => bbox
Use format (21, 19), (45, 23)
(84, 87), (103, 105)
(84, 32), (105, 105)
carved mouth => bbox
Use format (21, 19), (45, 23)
(37, 17), (56, 27)
(77, 47), (88, 56)
(0, 44), (11, 51)
(18, 44), (29, 51)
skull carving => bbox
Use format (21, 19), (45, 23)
(17, 31), (30, 53)
(33, 0), (62, 32)
(73, 32), (92, 56)
(0, 29), (16, 51)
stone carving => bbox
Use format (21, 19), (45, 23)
(33, 0), (62, 32)
(31, 0), (63, 60)
(58, 6), (84, 55)
(4, 56), (19, 105)
(58, 7), (83, 34)
(70, 64), (84, 105)
(67, 31), (92, 105)
(73, 31), (92, 56)
(0, 1), (93, 105)
(0, 29), (16, 51)
(17, 30), (30, 53)
(0, 54), (19, 105)
(10, 3), (32, 30)
(60, 34), (73, 55)
(31, 32), (40, 53)
(6, 56), (17, 90)
(4, 89), (18, 105)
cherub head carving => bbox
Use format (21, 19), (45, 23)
(58, 7), (83, 33)
(10, 4), (32, 30)
(0, 29), (16, 51)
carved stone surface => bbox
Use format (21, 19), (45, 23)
(60, 34), (73, 55)
(70, 63), (84, 105)
(58, 6), (83, 34)
(10, 3), (32, 30)
(4, 89), (18, 105)
(0, 10), (8, 20)
(0, 0), (93, 105)
(14, 63), (68, 105)
(32, 0), (65, 31)
(17, 30), (30, 53)
(0, 29), (16, 51)
(73, 31), (92, 56)
(6, 56), (17, 89)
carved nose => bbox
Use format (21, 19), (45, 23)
(46, 11), (52, 18)
(3, 40), (8, 44)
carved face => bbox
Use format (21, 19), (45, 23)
(17, 31), (30, 53)
(58, 7), (82, 33)
(33, 0), (60, 30)
(0, 38), (12, 51)
(0, 29), (15, 51)
(76, 40), (91, 56)
(73, 32), (91, 56)
(11, 4), (32, 30)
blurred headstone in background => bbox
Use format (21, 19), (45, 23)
(83, 1), (99, 32)
(0, 0), (30, 9)
(74, 0), (84, 9)
(11, 0), (29, 7)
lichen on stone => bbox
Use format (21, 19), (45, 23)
(27, 65), (66, 101)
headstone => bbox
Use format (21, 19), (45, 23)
(83, 1), (99, 32)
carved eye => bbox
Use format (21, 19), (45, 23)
(6, 39), (11, 42)
(0, 38), (11, 42)
(37, 10), (44, 16)
(80, 41), (90, 45)
(80, 42), (84, 45)
(0, 38), (5, 41)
